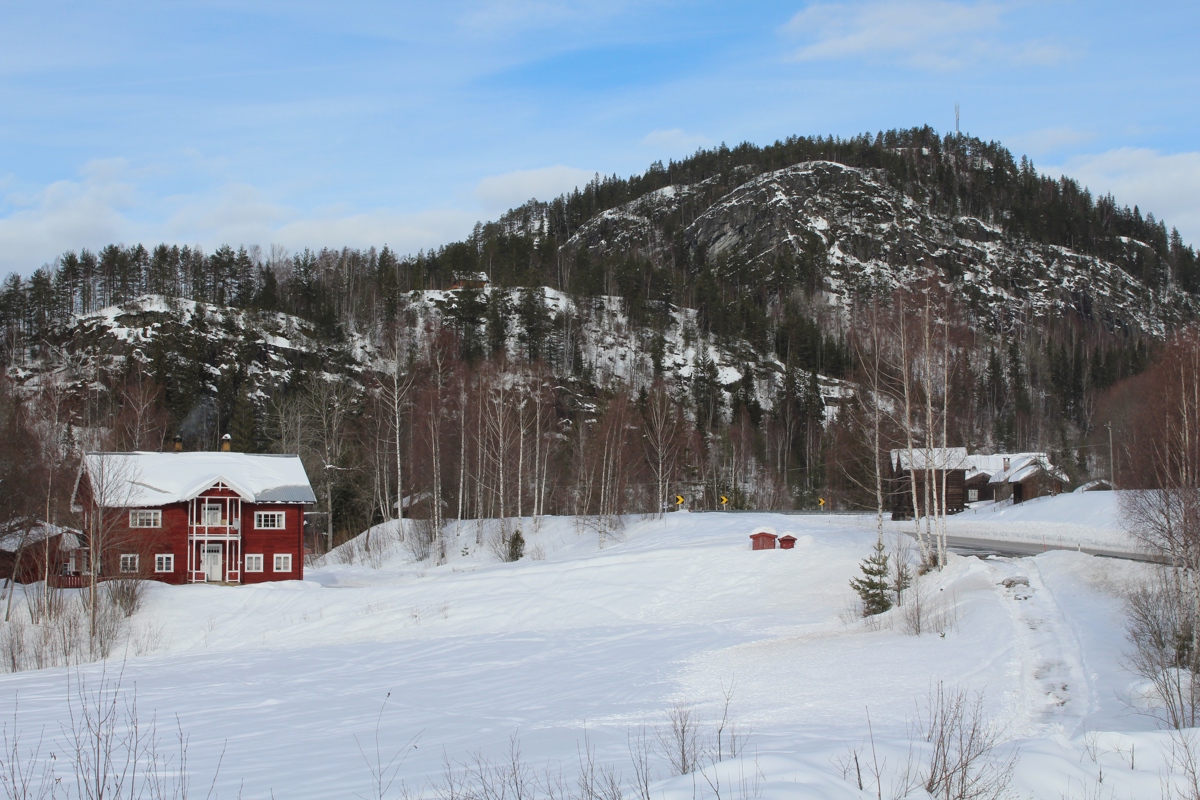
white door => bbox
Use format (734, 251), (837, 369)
(202, 503), (222, 526)
(201, 544), (223, 582)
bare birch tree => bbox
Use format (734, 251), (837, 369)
(641, 382), (681, 518)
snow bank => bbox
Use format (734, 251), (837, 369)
(909, 490), (1140, 552)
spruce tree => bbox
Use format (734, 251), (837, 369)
(850, 538), (893, 616)
(230, 389), (258, 453)
(507, 529), (525, 562)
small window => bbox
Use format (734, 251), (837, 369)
(154, 554), (174, 573)
(129, 510), (162, 528)
(967, 489), (979, 502)
(255, 511), (285, 530)
(245, 554), (264, 573)
(120, 554), (139, 574)
(273, 553), (292, 573)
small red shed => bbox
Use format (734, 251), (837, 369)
(778, 535), (797, 550)
(749, 527), (778, 550)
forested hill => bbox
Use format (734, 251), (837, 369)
(0, 126), (1194, 534)
(2, 126), (1196, 347)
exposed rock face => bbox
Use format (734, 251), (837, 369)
(567, 160), (1191, 335)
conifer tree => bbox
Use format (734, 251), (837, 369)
(850, 538), (893, 616)
(230, 389), (259, 453)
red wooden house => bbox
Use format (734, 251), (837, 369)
(0, 522), (88, 586)
(74, 448), (316, 585)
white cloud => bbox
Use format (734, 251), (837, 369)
(1048, 148), (1200, 245)
(474, 165), (595, 214)
(641, 128), (709, 155)
(0, 165), (481, 275)
(272, 208), (477, 256)
(0, 159), (138, 273)
(783, 0), (1067, 70)
(1009, 126), (1095, 156)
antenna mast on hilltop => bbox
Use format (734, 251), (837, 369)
(955, 102), (961, 136)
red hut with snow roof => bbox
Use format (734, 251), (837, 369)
(73, 443), (316, 585)
(749, 528), (778, 550)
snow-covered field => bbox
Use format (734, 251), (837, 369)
(0, 498), (1184, 798)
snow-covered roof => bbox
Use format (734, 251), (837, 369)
(0, 522), (81, 554)
(891, 447), (971, 471)
(986, 453), (1067, 485)
(891, 449), (1067, 484)
(81, 452), (317, 508)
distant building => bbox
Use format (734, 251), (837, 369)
(889, 448), (970, 520)
(985, 453), (1067, 504)
(0, 522), (87, 587)
(449, 272), (491, 290)
(890, 449), (1067, 518)
(73, 446), (316, 585)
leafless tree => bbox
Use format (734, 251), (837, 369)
(910, 683), (1015, 800)
(656, 701), (701, 776)
(379, 323), (416, 542)
(641, 382), (681, 518)
(77, 453), (139, 654)
(298, 374), (357, 552)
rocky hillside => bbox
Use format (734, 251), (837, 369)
(566, 160), (1190, 335)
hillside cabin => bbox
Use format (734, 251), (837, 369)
(73, 447), (316, 585)
(449, 271), (491, 290)
(889, 448), (969, 520)
(987, 453), (1066, 504)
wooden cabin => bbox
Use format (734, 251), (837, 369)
(889, 448), (969, 520)
(449, 271), (491, 290)
(0, 523), (89, 586)
(987, 454), (1066, 504)
(73, 447), (316, 585)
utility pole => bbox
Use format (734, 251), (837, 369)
(1105, 422), (1115, 487)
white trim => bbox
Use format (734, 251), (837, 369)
(154, 553), (174, 573)
(245, 554), (264, 572)
(119, 553), (139, 573)
(273, 553), (292, 573)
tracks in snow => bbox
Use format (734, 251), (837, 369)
(983, 557), (1094, 738)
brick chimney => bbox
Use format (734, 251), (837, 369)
(220, 434), (232, 452)
(173, 435), (183, 452)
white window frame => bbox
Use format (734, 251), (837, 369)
(273, 553), (292, 573)
(154, 553), (174, 573)
(967, 488), (979, 502)
(244, 554), (264, 573)
(129, 509), (162, 528)
(119, 554), (139, 574)
(255, 511), (286, 530)
(201, 503), (223, 526)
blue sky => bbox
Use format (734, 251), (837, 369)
(2, 1), (1198, 275)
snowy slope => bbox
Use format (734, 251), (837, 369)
(0, 507), (1181, 797)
